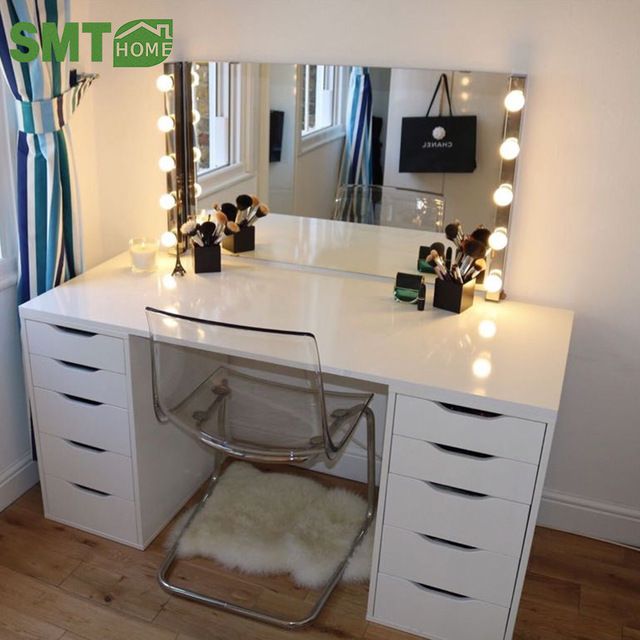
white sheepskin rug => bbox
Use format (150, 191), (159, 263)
(173, 462), (373, 589)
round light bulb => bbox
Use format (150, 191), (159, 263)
(157, 115), (175, 133)
(158, 155), (176, 172)
(493, 183), (513, 207)
(193, 147), (202, 163)
(193, 183), (202, 198)
(472, 357), (492, 379)
(478, 319), (497, 339)
(504, 89), (525, 112)
(191, 70), (200, 86)
(499, 137), (520, 160)
(159, 193), (177, 210)
(160, 231), (177, 248)
(488, 228), (509, 251)
(192, 109), (201, 124)
(485, 271), (503, 294)
(156, 74), (174, 92)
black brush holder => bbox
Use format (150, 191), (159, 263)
(223, 225), (255, 253)
(433, 278), (476, 314)
(193, 244), (221, 273)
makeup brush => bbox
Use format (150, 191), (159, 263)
(213, 211), (228, 241)
(224, 221), (240, 235)
(470, 226), (491, 248)
(430, 242), (445, 258)
(235, 194), (253, 225)
(247, 204), (269, 226)
(458, 238), (486, 278)
(198, 221), (217, 246)
(445, 246), (453, 270)
(467, 258), (486, 280)
(220, 202), (238, 222)
(445, 222), (462, 247)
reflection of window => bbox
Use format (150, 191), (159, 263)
(301, 65), (338, 136)
(194, 62), (233, 172)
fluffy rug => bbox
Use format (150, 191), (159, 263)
(172, 462), (373, 589)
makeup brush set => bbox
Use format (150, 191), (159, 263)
(216, 194), (269, 253)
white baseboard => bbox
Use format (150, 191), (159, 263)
(538, 489), (640, 547)
(0, 454), (39, 512)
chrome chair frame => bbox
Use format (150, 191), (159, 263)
(146, 308), (377, 628)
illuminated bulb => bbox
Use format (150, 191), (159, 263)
(162, 274), (177, 291)
(192, 109), (201, 124)
(460, 91), (469, 101)
(493, 183), (513, 207)
(193, 147), (202, 163)
(460, 76), (470, 87)
(193, 183), (202, 198)
(191, 70), (200, 86)
(159, 193), (177, 210)
(155, 74), (174, 92)
(472, 357), (492, 379)
(478, 319), (497, 339)
(485, 271), (503, 294)
(488, 227), (509, 251)
(157, 115), (175, 133)
(158, 155), (176, 172)
(504, 89), (525, 112)
(160, 231), (177, 249)
(499, 137), (520, 160)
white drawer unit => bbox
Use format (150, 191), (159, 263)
(375, 573), (509, 640)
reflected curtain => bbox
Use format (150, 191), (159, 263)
(336, 66), (373, 223)
(0, 0), (95, 302)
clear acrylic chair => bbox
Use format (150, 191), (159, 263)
(145, 307), (376, 628)
(333, 184), (445, 231)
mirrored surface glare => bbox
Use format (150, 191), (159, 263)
(162, 274), (177, 290)
(193, 147), (202, 163)
(159, 193), (177, 210)
(472, 357), (492, 379)
(504, 89), (525, 112)
(499, 137), (520, 160)
(160, 231), (177, 248)
(192, 109), (201, 124)
(489, 228), (508, 251)
(158, 155), (176, 172)
(194, 183), (202, 198)
(157, 115), (175, 132)
(485, 272), (503, 293)
(478, 319), (497, 339)
(156, 74), (174, 92)
(493, 184), (513, 207)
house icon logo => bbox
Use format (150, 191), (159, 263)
(113, 19), (173, 67)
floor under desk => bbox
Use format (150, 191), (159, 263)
(0, 469), (638, 640)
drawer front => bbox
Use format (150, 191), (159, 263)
(394, 394), (545, 464)
(374, 573), (509, 640)
(379, 525), (519, 607)
(34, 387), (131, 456)
(385, 473), (529, 556)
(40, 433), (134, 500)
(26, 320), (125, 373)
(390, 434), (537, 504)
(45, 474), (137, 545)
(30, 354), (128, 409)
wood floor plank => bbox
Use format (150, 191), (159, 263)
(623, 626), (640, 639)
(0, 602), (66, 640)
(581, 585), (640, 628)
(519, 572), (581, 612)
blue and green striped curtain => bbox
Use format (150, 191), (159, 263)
(0, 0), (95, 302)
(336, 66), (373, 223)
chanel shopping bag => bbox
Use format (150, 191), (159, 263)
(399, 73), (477, 173)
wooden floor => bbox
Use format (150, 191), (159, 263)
(0, 475), (638, 640)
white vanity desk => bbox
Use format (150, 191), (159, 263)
(19, 225), (573, 640)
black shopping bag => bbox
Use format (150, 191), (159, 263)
(399, 73), (477, 173)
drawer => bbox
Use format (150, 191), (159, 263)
(374, 573), (508, 640)
(390, 434), (537, 504)
(40, 433), (134, 500)
(26, 320), (125, 373)
(379, 525), (519, 607)
(45, 474), (137, 545)
(34, 387), (131, 456)
(385, 473), (529, 556)
(30, 354), (128, 408)
(394, 394), (545, 464)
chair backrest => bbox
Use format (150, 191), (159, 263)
(145, 307), (332, 461)
(333, 184), (445, 231)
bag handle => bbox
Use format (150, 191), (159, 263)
(426, 73), (453, 117)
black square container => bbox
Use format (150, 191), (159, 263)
(193, 244), (221, 273)
(433, 278), (476, 313)
(223, 225), (255, 253)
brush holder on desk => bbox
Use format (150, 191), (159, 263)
(433, 277), (476, 314)
(193, 244), (221, 273)
(417, 245), (436, 274)
(223, 225), (255, 253)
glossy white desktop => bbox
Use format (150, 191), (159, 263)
(19, 222), (573, 640)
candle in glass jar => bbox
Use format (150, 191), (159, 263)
(129, 238), (158, 272)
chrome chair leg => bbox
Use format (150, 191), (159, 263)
(157, 409), (377, 629)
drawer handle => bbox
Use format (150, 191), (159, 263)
(71, 482), (110, 497)
(53, 325), (97, 338)
(61, 392), (103, 407)
(437, 402), (501, 419)
(426, 481), (488, 499)
(65, 439), (106, 454)
(421, 534), (479, 551)
(431, 442), (494, 460)
(57, 359), (100, 373)
(414, 582), (470, 601)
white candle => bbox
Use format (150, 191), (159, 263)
(129, 238), (158, 272)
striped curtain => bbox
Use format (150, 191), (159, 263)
(336, 66), (373, 223)
(0, 0), (95, 302)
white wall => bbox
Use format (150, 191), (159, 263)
(74, 0), (640, 545)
